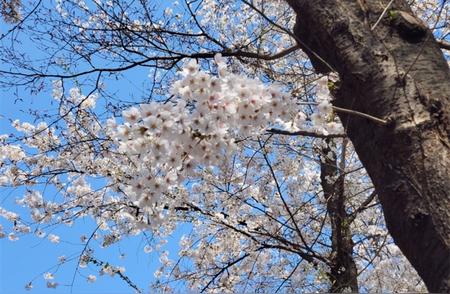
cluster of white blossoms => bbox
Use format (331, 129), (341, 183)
(110, 54), (338, 213)
(0, 53), (342, 251)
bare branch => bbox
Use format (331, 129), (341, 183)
(437, 39), (450, 50)
(267, 128), (346, 138)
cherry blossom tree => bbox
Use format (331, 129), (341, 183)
(0, 0), (448, 292)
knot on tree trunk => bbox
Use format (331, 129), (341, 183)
(390, 10), (428, 43)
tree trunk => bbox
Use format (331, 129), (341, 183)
(320, 139), (359, 293)
(287, 0), (450, 292)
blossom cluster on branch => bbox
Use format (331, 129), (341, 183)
(109, 54), (339, 216)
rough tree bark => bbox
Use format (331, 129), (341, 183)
(320, 139), (359, 292)
(287, 0), (450, 292)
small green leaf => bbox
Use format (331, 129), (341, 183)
(388, 10), (399, 20)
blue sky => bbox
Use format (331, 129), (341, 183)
(0, 80), (188, 294)
(0, 8), (190, 293)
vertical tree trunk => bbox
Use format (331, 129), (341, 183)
(287, 0), (450, 292)
(320, 139), (359, 293)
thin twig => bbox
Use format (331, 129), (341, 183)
(332, 106), (389, 125)
(371, 0), (395, 31)
(299, 102), (389, 125)
(436, 39), (450, 50)
(245, 0), (337, 73)
(258, 138), (311, 252)
(266, 128), (346, 138)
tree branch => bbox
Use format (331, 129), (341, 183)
(332, 106), (389, 126)
(267, 128), (345, 138)
(437, 39), (450, 50)
(0, 46), (300, 81)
